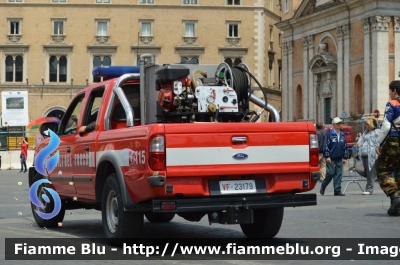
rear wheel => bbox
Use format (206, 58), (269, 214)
(102, 173), (143, 246)
(240, 207), (284, 238)
(30, 173), (65, 228)
(145, 212), (175, 223)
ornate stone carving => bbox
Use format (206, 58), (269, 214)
(268, 41), (274, 51)
(225, 37), (241, 47)
(362, 17), (370, 34)
(302, 36), (308, 49)
(371, 16), (390, 32)
(307, 34), (314, 49)
(94, 36), (111, 45)
(342, 24), (350, 39)
(318, 43), (327, 52)
(336, 26), (343, 41)
(394, 17), (400, 33)
(287, 40), (293, 54)
(182, 37), (198, 46)
(6, 35), (23, 44)
(139, 36), (155, 45)
(282, 42), (288, 54)
(50, 35), (67, 44)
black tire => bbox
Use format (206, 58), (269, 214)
(102, 173), (143, 246)
(240, 207), (284, 238)
(30, 173), (65, 228)
(145, 212), (175, 223)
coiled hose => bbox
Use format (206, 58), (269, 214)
(231, 66), (268, 110)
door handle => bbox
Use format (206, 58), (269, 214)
(85, 146), (90, 151)
(67, 147), (71, 153)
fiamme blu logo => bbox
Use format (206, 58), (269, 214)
(29, 129), (62, 220)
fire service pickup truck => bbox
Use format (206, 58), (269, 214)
(29, 55), (318, 245)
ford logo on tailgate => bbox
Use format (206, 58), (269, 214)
(233, 153), (248, 160)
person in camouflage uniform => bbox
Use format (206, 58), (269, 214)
(375, 80), (400, 216)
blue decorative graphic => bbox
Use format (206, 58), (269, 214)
(233, 153), (249, 160)
(29, 129), (62, 220)
(29, 179), (62, 220)
(35, 129), (60, 177)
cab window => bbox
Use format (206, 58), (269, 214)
(61, 94), (84, 135)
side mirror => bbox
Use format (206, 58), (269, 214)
(40, 122), (59, 136)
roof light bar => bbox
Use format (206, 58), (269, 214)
(92, 66), (140, 79)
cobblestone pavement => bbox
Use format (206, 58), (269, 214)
(0, 169), (398, 265)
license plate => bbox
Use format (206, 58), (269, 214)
(219, 180), (256, 194)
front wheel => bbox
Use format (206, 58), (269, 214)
(102, 173), (143, 246)
(30, 173), (65, 228)
(240, 207), (284, 238)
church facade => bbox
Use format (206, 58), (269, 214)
(277, 0), (400, 123)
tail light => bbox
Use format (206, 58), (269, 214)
(309, 134), (319, 167)
(149, 135), (166, 171)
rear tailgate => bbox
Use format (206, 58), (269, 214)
(164, 122), (318, 195)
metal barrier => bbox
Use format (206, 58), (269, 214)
(343, 147), (364, 194)
(0, 129), (38, 151)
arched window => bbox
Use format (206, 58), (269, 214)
(224, 58), (233, 67)
(49, 55), (68, 82)
(5, 55), (24, 82)
(5, 56), (13, 82)
(233, 58), (242, 65)
(49, 56), (58, 82)
(59, 56), (67, 82)
(103, 56), (111, 66)
(15, 56), (23, 82)
(224, 57), (242, 67)
(93, 55), (112, 83)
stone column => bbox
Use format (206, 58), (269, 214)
(394, 17), (400, 81)
(287, 40), (294, 121)
(342, 24), (350, 117)
(282, 42), (289, 121)
(302, 36), (309, 120)
(307, 35), (315, 121)
(371, 16), (390, 112)
(336, 26), (344, 118)
(363, 17), (371, 114)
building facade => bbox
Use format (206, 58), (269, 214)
(0, 0), (283, 125)
(277, 0), (400, 124)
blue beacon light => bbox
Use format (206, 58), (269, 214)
(92, 66), (140, 79)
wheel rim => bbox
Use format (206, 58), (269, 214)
(106, 189), (118, 233)
(33, 186), (49, 213)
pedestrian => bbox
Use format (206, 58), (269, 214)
(18, 137), (29, 173)
(357, 118), (380, 195)
(320, 117), (349, 196)
(316, 122), (326, 182)
(375, 80), (400, 216)
(355, 132), (362, 144)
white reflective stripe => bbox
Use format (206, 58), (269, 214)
(166, 145), (309, 166)
(89, 152), (95, 167)
(96, 150), (130, 167)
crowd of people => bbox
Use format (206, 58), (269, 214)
(316, 80), (400, 216)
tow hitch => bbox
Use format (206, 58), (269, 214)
(208, 199), (253, 224)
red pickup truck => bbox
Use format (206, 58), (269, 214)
(29, 58), (318, 245)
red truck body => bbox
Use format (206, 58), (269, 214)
(29, 62), (318, 245)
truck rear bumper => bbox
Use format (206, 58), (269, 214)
(151, 193), (316, 213)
